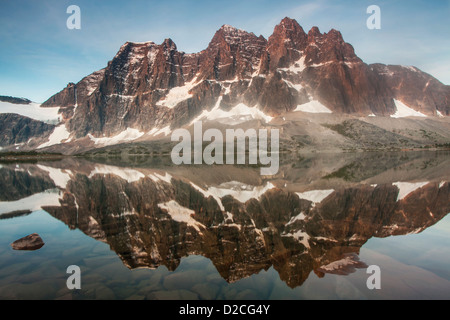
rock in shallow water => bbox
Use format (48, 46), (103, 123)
(11, 233), (45, 251)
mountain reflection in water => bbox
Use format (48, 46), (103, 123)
(0, 151), (449, 299)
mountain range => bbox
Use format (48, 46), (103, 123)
(0, 17), (449, 154)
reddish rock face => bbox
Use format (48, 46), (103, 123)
(11, 233), (45, 251)
(265, 17), (308, 70)
(199, 25), (268, 81)
(41, 17), (450, 139)
(370, 64), (450, 116)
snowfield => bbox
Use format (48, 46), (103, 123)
(391, 99), (427, 118)
(37, 124), (71, 149)
(156, 78), (198, 109)
(191, 98), (273, 125)
(88, 128), (145, 146)
(89, 164), (146, 183)
(393, 182), (429, 201)
(296, 189), (335, 206)
(158, 200), (205, 232)
(0, 189), (62, 215)
(0, 101), (61, 124)
(295, 100), (333, 114)
(37, 164), (72, 189)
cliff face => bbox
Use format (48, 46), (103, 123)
(370, 63), (450, 116)
(0, 114), (54, 147)
(39, 17), (449, 141)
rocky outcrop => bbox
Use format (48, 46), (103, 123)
(0, 96), (31, 105)
(0, 114), (55, 147)
(10, 233), (45, 251)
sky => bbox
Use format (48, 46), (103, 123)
(0, 0), (449, 103)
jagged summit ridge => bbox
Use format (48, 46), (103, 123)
(19, 17), (447, 149)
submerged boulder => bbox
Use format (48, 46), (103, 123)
(11, 233), (45, 251)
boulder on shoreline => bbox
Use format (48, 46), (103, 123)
(11, 233), (45, 251)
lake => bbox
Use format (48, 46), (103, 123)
(0, 151), (449, 300)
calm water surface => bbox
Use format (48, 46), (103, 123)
(0, 151), (449, 300)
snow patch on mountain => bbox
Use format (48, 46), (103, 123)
(89, 164), (145, 183)
(38, 124), (71, 149)
(157, 78), (198, 109)
(278, 56), (306, 74)
(158, 200), (205, 232)
(192, 100), (273, 125)
(147, 126), (172, 137)
(190, 182), (225, 212)
(402, 66), (419, 73)
(88, 128), (145, 146)
(207, 181), (275, 204)
(284, 79), (303, 91)
(148, 172), (172, 184)
(37, 165), (72, 189)
(391, 99), (427, 118)
(282, 230), (311, 249)
(0, 101), (61, 124)
(393, 182), (429, 201)
(287, 212), (307, 225)
(310, 61), (334, 68)
(296, 189), (334, 206)
(0, 189), (62, 215)
(295, 100), (332, 114)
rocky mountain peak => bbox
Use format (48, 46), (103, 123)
(161, 38), (177, 51)
(219, 24), (241, 33)
(210, 24), (261, 47)
(198, 24), (267, 81)
(326, 29), (344, 41)
(266, 18), (308, 70)
(270, 17), (307, 44)
(278, 17), (306, 34)
(307, 26), (322, 41)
